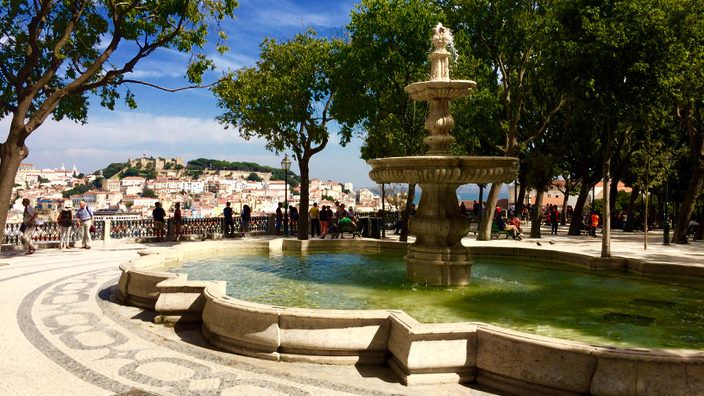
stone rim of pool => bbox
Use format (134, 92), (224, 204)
(117, 239), (704, 394)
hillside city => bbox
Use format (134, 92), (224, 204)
(8, 156), (385, 223)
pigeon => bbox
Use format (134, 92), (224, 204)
(537, 242), (542, 246)
(549, 241), (555, 245)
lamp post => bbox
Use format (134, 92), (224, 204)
(281, 154), (291, 237)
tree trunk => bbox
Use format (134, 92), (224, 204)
(530, 189), (544, 238)
(297, 160), (310, 240)
(516, 181), (527, 216)
(381, 184), (386, 238)
(477, 183), (502, 240)
(478, 183), (485, 222)
(568, 183), (592, 235)
(399, 183), (416, 242)
(644, 190), (649, 250)
(0, 134), (29, 241)
(673, 164), (704, 243)
(601, 156), (611, 258)
(560, 183), (570, 225)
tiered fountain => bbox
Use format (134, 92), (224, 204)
(368, 23), (518, 286)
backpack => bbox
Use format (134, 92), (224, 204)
(59, 210), (73, 227)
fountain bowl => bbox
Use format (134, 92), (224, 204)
(404, 80), (476, 101)
(368, 156), (518, 185)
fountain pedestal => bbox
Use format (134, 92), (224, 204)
(367, 23), (518, 286)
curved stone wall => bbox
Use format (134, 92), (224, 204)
(116, 239), (704, 394)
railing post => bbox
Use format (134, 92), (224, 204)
(167, 218), (174, 241)
(103, 219), (112, 246)
(267, 213), (276, 235)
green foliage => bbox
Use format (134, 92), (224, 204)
(214, 30), (338, 163)
(333, 0), (441, 159)
(120, 167), (156, 180)
(62, 184), (90, 198)
(142, 188), (158, 198)
(186, 158), (301, 187)
(91, 177), (103, 190)
(0, 1), (237, 122)
(100, 162), (128, 179)
(246, 172), (262, 182)
(37, 176), (50, 184)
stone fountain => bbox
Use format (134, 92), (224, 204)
(368, 23), (518, 286)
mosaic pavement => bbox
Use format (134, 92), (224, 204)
(1, 245), (480, 395)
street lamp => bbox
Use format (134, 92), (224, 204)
(281, 154), (291, 236)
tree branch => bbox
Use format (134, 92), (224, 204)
(120, 79), (219, 92)
(524, 96), (566, 146)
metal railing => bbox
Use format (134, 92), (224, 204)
(2, 211), (400, 246)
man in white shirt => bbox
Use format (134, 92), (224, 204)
(76, 200), (93, 249)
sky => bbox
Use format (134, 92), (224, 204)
(3, 0), (390, 187)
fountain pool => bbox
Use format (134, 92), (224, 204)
(163, 250), (704, 350)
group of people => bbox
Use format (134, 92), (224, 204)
(308, 201), (358, 238)
(223, 202), (252, 238)
(20, 198), (94, 254)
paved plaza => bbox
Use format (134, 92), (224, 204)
(1, 229), (702, 395)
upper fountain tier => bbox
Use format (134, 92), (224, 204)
(405, 23), (475, 103)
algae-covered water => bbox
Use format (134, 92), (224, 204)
(168, 251), (704, 349)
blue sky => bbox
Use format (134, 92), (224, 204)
(3, 0), (388, 187)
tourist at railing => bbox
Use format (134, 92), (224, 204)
(152, 202), (167, 242)
(173, 202), (183, 242)
(77, 200), (94, 249)
(275, 203), (283, 235)
(240, 204), (251, 237)
(21, 198), (38, 254)
(223, 202), (235, 237)
(309, 202), (320, 237)
(57, 200), (74, 250)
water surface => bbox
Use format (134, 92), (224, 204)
(168, 251), (704, 349)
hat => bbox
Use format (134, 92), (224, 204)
(63, 201), (73, 209)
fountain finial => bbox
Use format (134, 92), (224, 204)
(431, 23), (453, 51)
(430, 23), (452, 81)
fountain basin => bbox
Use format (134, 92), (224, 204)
(367, 156), (518, 185)
(117, 239), (704, 393)
(405, 80), (477, 100)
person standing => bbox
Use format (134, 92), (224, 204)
(173, 202), (183, 242)
(152, 202), (166, 242)
(550, 205), (560, 235)
(590, 211), (600, 237)
(240, 204), (251, 237)
(76, 200), (93, 249)
(319, 205), (329, 238)
(223, 202), (234, 237)
(57, 200), (74, 250)
(275, 202), (283, 235)
(21, 198), (38, 254)
(309, 202), (320, 237)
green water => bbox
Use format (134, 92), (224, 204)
(168, 251), (704, 349)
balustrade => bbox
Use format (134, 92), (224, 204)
(2, 212), (399, 246)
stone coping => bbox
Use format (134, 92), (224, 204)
(117, 238), (704, 394)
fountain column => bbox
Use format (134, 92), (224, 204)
(368, 23), (518, 286)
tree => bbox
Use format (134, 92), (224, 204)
(142, 188), (157, 198)
(246, 172), (262, 182)
(445, 0), (565, 241)
(659, 0), (704, 243)
(0, 0), (236, 238)
(214, 30), (340, 240)
(334, 0), (441, 242)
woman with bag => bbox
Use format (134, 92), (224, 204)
(21, 198), (38, 254)
(57, 201), (74, 250)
